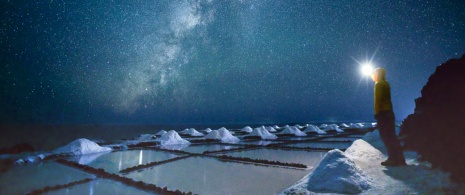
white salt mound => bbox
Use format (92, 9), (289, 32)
(303, 125), (326, 134)
(322, 124), (344, 132)
(307, 149), (373, 194)
(138, 134), (155, 140)
(54, 138), (112, 155)
(205, 129), (240, 143)
(180, 128), (203, 137)
(344, 139), (384, 160)
(248, 127), (278, 140)
(278, 126), (307, 136)
(156, 130), (167, 136)
(156, 130), (190, 146)
(217, 127), (234, 134)
(203, 128), (212, 133)
(241, 126), (253, 133)
(266, 126), (277, 132)
(319, 124), (328, 128)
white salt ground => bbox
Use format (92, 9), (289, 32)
(282, 127), (465, 194)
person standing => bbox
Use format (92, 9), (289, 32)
(372, 67), (406, 166)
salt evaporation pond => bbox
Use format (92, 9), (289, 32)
(82, 150), (180, 173)
(49, 179), (152, 195)
(284, 142), (352, 150)
(125, 156), (309, 194)
(0, 162), (92, 195)
(223, 148), (326, 167)
(181, 144), (244, 154)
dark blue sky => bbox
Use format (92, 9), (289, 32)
(1, 0), (464, 124)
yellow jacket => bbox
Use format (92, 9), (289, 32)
(374, 80), (393, 115)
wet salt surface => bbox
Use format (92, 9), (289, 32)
(181, 144), (244, 154)
(48, 179), (153, 195)
(82, 150), (181, 173)
(0, 162), (92, 195)
(222, 148), (326, 167)
(283, 142), (352, 150)
(125, 156), (309, 195)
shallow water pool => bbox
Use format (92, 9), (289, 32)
(49, 179), (153, 195)
(181, 144), (244, 154)
(83, 149), (180, 173)
(0, 162), (92, 195)
(125, 156), (309, 194)
(222, 148), (326, 168)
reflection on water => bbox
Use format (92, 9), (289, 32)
(49, 179), (152, 195)
(223, 148), (326, 167)
(0, 162), (91, 195)
(159, 144), (190, 151)
(126, 156), (309, 194)
(85, 150), (180, 173)
(284, 142), (352, 149)
(181, 144), (243, 154)
(68, 151), (112, 165)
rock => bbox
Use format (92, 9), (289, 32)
(400, 54), (465, 182)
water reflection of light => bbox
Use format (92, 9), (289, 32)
(139, 150), (143, 165)
(118, 152), (123, 171)
(89, 180), (94, 195)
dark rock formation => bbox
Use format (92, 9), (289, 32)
(400, 54), (465, 182)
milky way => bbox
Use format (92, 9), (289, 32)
(1, 0), (464, 124)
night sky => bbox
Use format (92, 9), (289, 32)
(1, 0), (464, 124)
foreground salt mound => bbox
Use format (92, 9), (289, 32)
(54, 138), (112, 155)
(307, 149), (373, 194)
(156, 130), (190, 146)
(246, 127), (278, 140)
(241, 126), (253, 133)
(205, 129), (240, 143)
(303, 125), (326, 134)
(179, 128), (204, 137)
(322, 124), (344, 132)
(278, 126), (307, 136)
(344, 139), (384, 161)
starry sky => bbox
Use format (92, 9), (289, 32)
(1, 0), (464, 124)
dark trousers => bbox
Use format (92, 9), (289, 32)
(375, 110), (405, 161)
